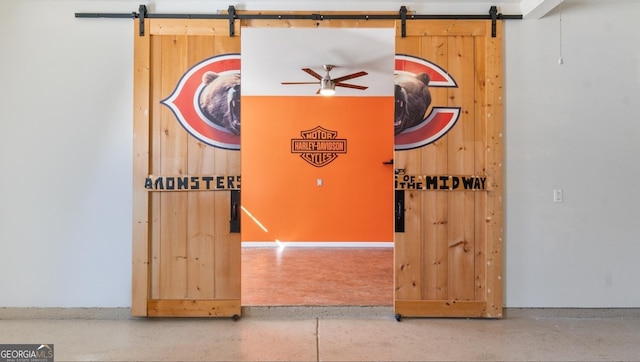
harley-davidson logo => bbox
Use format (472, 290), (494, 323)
(291, 126), (347, 167)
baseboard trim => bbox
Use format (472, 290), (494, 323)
(0, 307), (132, 320)
(1, 307), (638, 320)
(503, 307), (640, 319)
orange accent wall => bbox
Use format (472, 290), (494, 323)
(241, 96), (394, 242)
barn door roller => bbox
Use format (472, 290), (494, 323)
(138, 5), (147, 36)
(75, 5), (522, 38)
(400, 6), (408, 37)
(228, 5), (236, 37)
(490, 6), (498, 37)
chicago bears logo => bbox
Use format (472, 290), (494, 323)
(161, 53), (241, 150)
(291, 126), (347, 167)
(394, 54), (460, 150)
(162, 53), (459, 151)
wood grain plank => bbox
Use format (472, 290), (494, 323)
(395, 300), (489, 318)
(419, 36), (449, 301)
(158, 35), (189, 299)
(394, 35), (423, 302)
(214, 191), (241, 299)
(484, 20), (504, 318)
(474, 33), (488, 302)
(394, 188), (422, 301)
(149, 31), (163, 301)
(186, 36), (217, 300)
(147, 299), (241, 317)
(402, 20), (487, 37)
(446, 35), (476, 301)
(132, 19), (151, 317)
(151, 19), (237, 36)
(212, 34), (241, 301)
(187, 191), (216, 299)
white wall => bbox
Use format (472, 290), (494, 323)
(0, 0), (638, 308)
(0, 1), (134, 307)
(505, 1), (640, 307)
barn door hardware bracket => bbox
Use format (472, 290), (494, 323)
(490, 6), (498, 37)
(399, 6), (407, 38)
(138, 5), (147, 36)
(228, 5), (236, 37)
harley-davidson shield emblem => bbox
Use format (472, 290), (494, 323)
(291, 126), (347, 167)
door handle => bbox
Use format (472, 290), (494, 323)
(383, 159), (394, 165)
(230, 190), (240, 233)
(395, 190), (405, 232)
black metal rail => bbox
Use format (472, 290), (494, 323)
(75, 5), (522, 38)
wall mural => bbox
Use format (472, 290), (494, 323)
(161, 53), (459, 151)
(161, 53), (242, 150)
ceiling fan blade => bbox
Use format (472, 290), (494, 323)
(302, 68), (323, 80)
(281, 81), (320, 85)
(335, 82), (368, 90)
(332, 71), (368, 83)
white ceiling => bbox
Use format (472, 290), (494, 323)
(241, 28), (396, 97)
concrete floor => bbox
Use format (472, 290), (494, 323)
(1, 307), (639, 361)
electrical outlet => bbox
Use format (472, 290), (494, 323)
(553, 189), (563, 203)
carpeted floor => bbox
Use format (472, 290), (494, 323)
(241, 247), (393, 306)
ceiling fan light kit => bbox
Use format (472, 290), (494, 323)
(320, 77), (336, 96)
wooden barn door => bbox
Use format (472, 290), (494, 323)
(132, 19), (241, 317)
(393, 20), (504, 318)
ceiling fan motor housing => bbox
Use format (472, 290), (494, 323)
(321, 76), (334, 89)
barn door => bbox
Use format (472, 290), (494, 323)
(132, 19), (242, 317)
(393, 20), (504, 318)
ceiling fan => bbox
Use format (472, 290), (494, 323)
(281, 65), (368, 95)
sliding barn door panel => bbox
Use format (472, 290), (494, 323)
(133, 19), (241, 317)
(394, 20), (503, 318)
